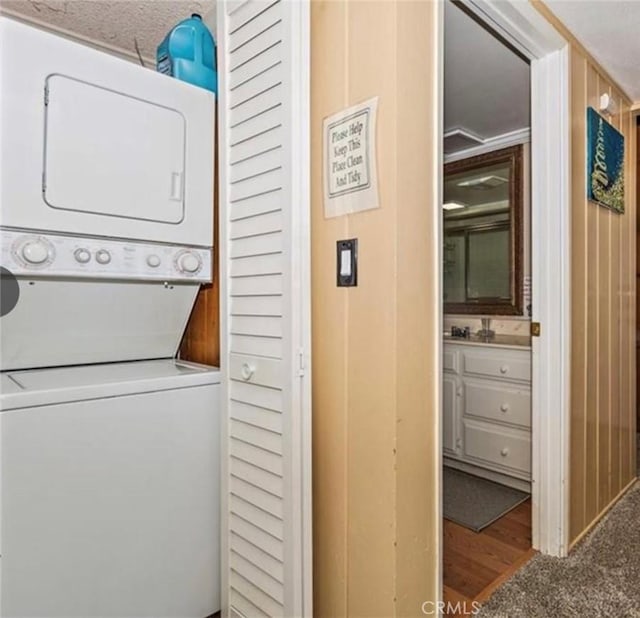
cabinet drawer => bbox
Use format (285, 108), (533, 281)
(463, 380), (531, 428)
(462, 350), (530, 382)
(463, 420), (531, 476)
(443, 349), (457, 372)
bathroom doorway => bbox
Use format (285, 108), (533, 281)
(438, 0), (571, 612)
(441, 2), (534, 606)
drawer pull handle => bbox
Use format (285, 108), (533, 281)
(500, 365), (509, 374)
(500, 447), (509, 457)
(241, 362), (256, 381)
(500, 403), (509, 412)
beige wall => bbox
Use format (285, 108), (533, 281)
(568, 48), (637, 545)
(534, 0), (638, 548)
(311, 0), (638, 613)
(311, 1), (440, 615)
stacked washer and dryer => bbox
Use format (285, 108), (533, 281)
(0, 17), (220, 618)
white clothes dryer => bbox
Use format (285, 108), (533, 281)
(0, 17), (215, 247)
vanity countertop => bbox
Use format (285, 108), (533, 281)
(443, 333), (531, 350)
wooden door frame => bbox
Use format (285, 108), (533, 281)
(439, 0), (571, 572)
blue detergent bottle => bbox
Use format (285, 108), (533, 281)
(157, 13), (217, 94)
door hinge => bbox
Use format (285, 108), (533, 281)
(531, 322), (541, 337)
(298, 348), (305, 377)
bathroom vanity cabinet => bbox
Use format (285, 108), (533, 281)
(443, 340), (531, 491)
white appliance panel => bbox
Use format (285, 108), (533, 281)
(1, 229), (212, 282)
(0, 17), (214, 247)
(45, 75), (186, 223)
(0, 279), (199, 370)
(0, 363), (220, 617)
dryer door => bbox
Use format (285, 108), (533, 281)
(44, 75), (186, 224)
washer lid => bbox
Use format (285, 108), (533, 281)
(1, 359), (220, 410)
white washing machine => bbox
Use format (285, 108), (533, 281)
(0, 359), (220, 618)
(0, 16), (214, 247)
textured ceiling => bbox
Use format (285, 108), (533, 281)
(545, 1), (640, 101)
(0, 0), (216, 65)
(444, 1), (530, 144)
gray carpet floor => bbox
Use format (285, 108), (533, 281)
(478, 481), (640, 617)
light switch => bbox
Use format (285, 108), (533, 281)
(340, 249), (352, 277)
(337, 239), (357, 286)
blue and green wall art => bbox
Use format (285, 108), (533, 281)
(587, 107), (625, 214)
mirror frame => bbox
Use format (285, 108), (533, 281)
(443, 144), (524, 316)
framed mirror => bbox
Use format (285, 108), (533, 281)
(443, 145), (524, 315)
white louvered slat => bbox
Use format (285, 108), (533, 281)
(230, 439), (282, 476)
(230, 167), (282, 203)
(231, 295), (283, 316)
(231, 475), (284, 518)
(230, 572), (283, 617)
(230, 253), (282, 277)
(230, 400), (282, 431)
(230, 46), (282, 94)
(230, 335), (283, 359)
(231, 274), (283, 297)
(219, 0), (311, 616)
(230, 315), (282, 338)
(230, 418), (282, 453)
(228, 3), (281, 59)
(229, 68), (282, 111)
(230, 104), (281, 143)
(231, 533), (284, 582)
(230, 589), (270, 618)
(230, 380), (283, 412)
(230, 494), (283, 540)
(231, 126), (283, 164)
(231, 551), (284, 602)
(230, 209), (282, 236)
(230, 514), (284, 561)
(231, 456), (284, 495)
(231, 147), (282, 183)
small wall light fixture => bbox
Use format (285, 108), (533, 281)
(599, 92), (618, 116)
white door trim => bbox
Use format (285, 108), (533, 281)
(450, 1), (571, 557)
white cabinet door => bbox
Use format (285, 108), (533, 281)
(218, 1), (311, 617)
(443, 374), (459, 457)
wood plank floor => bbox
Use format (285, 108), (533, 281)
(443, 499), (535, 616)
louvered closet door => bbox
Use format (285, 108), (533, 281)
(217, 1), (311, 617)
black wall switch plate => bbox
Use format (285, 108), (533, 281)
(337, 239), (357, 287)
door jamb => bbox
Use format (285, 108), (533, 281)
(444, 1), (571, 558)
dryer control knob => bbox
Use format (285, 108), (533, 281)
(96, 249), (111, 265)
(147, 254), (161, 268)
(21, 240), (50, 264)
(74, 248), (91, 264)
(177, 252), (201, 274)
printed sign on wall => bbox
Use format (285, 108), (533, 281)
(587, 107), (625, 213)
(323, 97), (379, 218)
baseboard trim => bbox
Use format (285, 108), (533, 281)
(569, 476), (638, 551)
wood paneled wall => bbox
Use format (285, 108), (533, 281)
(180, 133), (220, 367)
(567, 48), (637, 545)
(311, 1), (440, 615)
